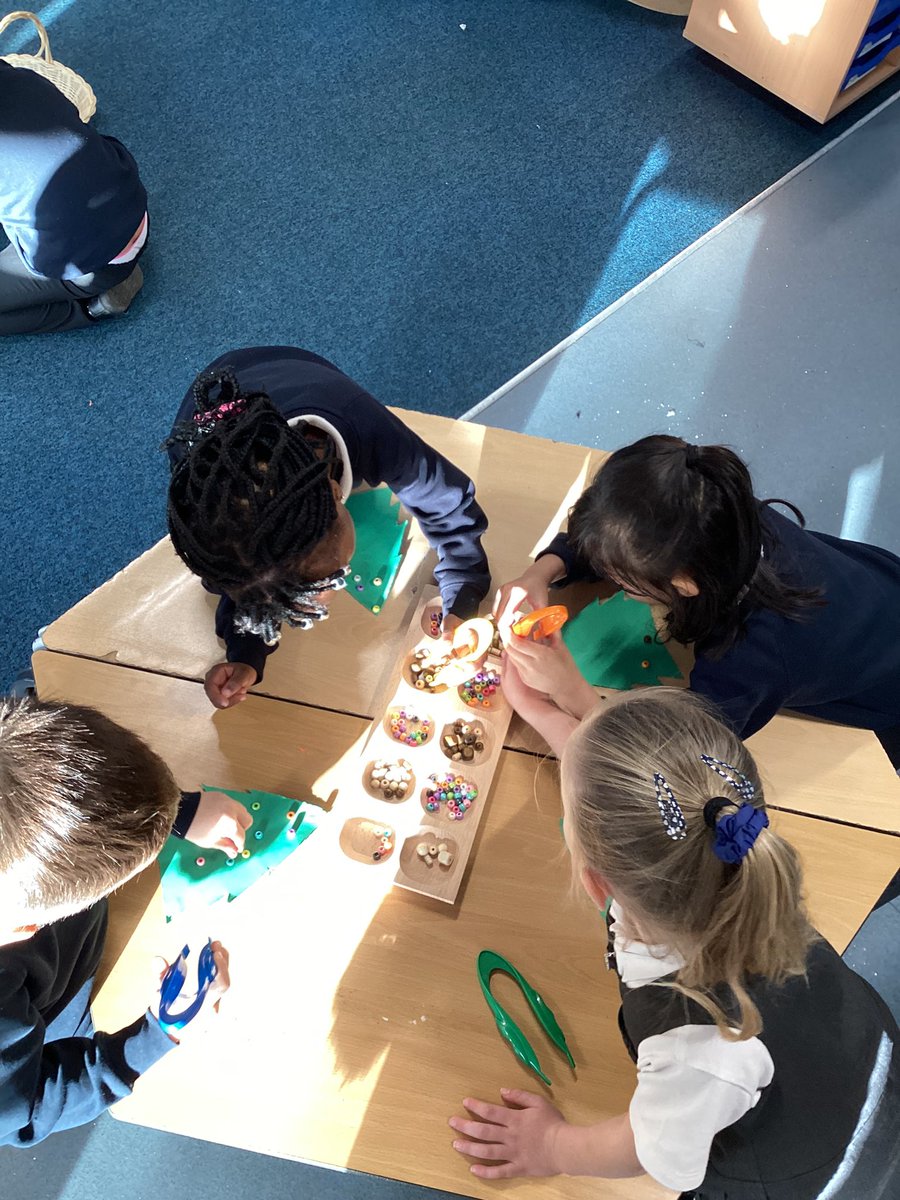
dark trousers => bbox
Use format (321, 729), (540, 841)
(0, 243), (136, 335)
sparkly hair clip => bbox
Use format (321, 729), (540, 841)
(653, 772), (687, 841)
(700, 754), (755, 801)
(191, 396), (246, 431)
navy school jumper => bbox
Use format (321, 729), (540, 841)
(0, 796), (201, 1146)
(168, 347), (491, 682)
(541, 505), (900, 739)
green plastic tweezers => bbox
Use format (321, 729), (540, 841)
(477, 950), (576, 1086)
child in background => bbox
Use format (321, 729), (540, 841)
(0, 697), (241, 1146)
(165, 348), (490, 710)
(494, 435), (900, 760)
(0, 61), (147, 335)
(451, 680), (900, 1197)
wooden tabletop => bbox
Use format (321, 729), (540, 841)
(39, 410), (606, 719)
(34, 652), (900, 1199)
(36, 410), (900, 832)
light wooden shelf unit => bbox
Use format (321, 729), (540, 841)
(685, 0), (900, 122)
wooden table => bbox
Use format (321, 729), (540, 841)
(35, 412), (900, 834)
(39, 412), (605, 722)
(33, 653), (900, 1200)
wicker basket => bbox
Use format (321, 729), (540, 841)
(0, 10), (96, 122)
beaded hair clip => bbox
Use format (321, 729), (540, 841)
(232, 566), (351, 643)
(653, 772), (687, 841)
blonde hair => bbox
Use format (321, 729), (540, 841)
(562, 688), (815, 1040)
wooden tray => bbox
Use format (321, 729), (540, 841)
(343, 590), (513, 903)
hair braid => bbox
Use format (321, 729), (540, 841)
(166, 367), (340, 622)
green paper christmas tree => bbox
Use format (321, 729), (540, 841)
(561, 592), (683, 689)
(344, 488), (408, 613)
(157, 787), (316, 921)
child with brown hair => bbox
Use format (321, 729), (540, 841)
(0, 697), (236, 1146)
(450, 679), (900, 1197)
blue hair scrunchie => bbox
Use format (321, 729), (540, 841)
(711, 803), (769, 864)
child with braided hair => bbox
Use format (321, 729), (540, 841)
(450, 682), (900, 1198)
(165, 347), (490, 709)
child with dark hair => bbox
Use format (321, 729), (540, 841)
(165, 347), (491, 710)
(0, 697), (242, 1146)
(495, 435), (900, 755)
(0, 62), (147, 335)
(451, 681), (900, 1196)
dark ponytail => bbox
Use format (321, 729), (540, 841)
(568, 435), (823, 654)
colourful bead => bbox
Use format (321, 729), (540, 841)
(286, 810), (296, 820)
(195, 856), (205, 866)
(241, 849), (251, 859)
(251, 802), (261, 811)
(255, 830), (264, 840)
(372, 605), (381, 613)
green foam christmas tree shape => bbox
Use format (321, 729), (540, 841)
(561, 592), (683, 690)
(345, 487), (409, 613)
(157, 787), (317, 922)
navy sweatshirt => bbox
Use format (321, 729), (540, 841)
(0, 792), (202, 1146)
(0, 62), (146, 278)
(0, 902), (174, 1146)
(541, 506), (900, 737)
(168, 347), (491, 682)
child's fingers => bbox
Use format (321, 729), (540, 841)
(452, 1137), (508, 1160)
(236, 806), (253, 831)
(505, 634), (547, 662)
(450, 1117), (506, 1142)
(470, 1161), (517, 1180)
(209, 945), (230, 994)
(500, 1087), (541, 1107)
(150, 955), (170, 985)
(461, 1096), (509, 1123)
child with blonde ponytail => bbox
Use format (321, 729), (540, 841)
(450, 679), (900, 1198)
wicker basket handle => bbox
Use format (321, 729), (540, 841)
(0, 10), (53, 61)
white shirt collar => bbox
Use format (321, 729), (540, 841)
(286, 415), (353, 501)
(610, 900), (685, 989)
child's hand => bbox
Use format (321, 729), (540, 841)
(450, 1089), (567, 1179)
(500, 653), (552, 718)
(504, 631), (577, 697)
(204, 661), (257, 709)
(439, 612), (462, 644)
(185, 791), (252, 857)
(504, 633), (598, 720)
(151, 941), (231, 1044)
(493, 569), (552, 637)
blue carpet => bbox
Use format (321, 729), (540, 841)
(2, 0), (898, 682)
